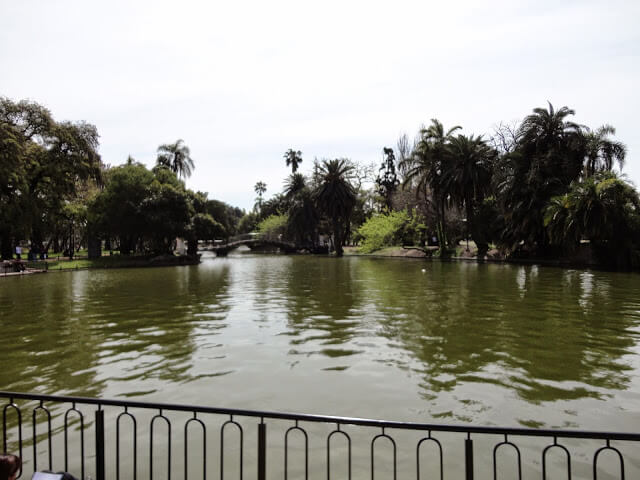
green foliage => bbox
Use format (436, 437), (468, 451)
(259, 193), (286, 220)
(497, 102), (586, 253)
(544, 173), (640, 267)
(442, 134), (495, 250)
(357, 210), (413, 253)
(402, 119), (461, 250)
(142, 182), (194, 254)
(191, 213), (225, 240)
(314, 159), (356, 256)
(237, 212), (259, 234)
(0, 97), (102, 258)
(284, 175), (319, 246)
(89, 163), (193, 255)
(583, 125), (626, 177)
(257, 214), (289, 236)
(203, 198), (242, 237)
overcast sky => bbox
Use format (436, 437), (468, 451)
(1, 0), (638, 210)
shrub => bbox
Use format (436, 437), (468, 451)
(257, 214), (289, 236)
(357, 210), (413, 253)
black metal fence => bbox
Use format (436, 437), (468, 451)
(2, 391), (639, 479)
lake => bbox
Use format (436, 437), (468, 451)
(1, 252), (640, 477)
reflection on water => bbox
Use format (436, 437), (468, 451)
(1, 254), (640, 431)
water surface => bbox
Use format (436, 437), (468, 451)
(2, 252), (639, 433)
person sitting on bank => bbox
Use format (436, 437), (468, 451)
(0, 454), (21, 480)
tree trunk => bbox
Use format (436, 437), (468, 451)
(87, 230), (102, 259)
(187, 235), (198, 256)
(0, 231), (12, 260)
(435, 195), (448, 252)
(333, 218), (344, 257)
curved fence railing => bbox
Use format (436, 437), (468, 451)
(2, 391), (639, 479)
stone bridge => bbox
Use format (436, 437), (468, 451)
(202, 233), (298, 256)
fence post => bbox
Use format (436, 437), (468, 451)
(95, 409), (105, 480)
(258, 421), (266, 480)
(465, 435), (474, 480)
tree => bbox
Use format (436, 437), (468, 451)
(284, 149), (303, 173)
(401, 119), (461, 251)
(259, 193), (286, 220)
(544, 172), (640, 267)
(583, 125), (626, 177)
(375, 147), (399, 211)
(89, 162), (193, 255)
(254, 181), (267, 211)
(141, 181), (194, 254)
(0, 120), (27, 259)
(313, 159), (356, 256)
(496, 102), (585, 253)
(202, 198), (241, 238)
(156, 139), (195, 180)
(287, 188), (318, 247)
(89, 162), (153, 255)
(237, 211), (259, 234)
(283, 173), (319, 247)
(0, 97), (102, 258)
(186, 213), (225, 255)
(283, 173), (306, 200)
(442, 134), (495, 253)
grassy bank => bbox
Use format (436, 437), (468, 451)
(24, 254), (200, 271)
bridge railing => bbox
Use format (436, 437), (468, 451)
(226, 234), (259, 243)
(2, 391), (638, 479)
(221, 233), (295, 247)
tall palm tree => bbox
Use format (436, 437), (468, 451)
(313, 159), (356, 256)
(443, 134), (495, 251)
(156, 139), (195, 180)
(517, 101), (584, 185)
(254, 181), (267, 212)
(284, 149), (303, 173)
(497, 102), (584, 252)
(583, 125), (626, 177)
(401, 119), (461, 250)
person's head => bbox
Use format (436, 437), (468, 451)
(0, 454), (21, 480)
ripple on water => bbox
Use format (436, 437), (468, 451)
(1, 257), (640, 432)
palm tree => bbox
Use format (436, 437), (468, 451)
(284, 149), (303, 173)
(497, 102), (584, 253)
(313, 159), (356, 256)
(254, 181), (267, 212)
(583, 125), (626, 177)
(156, 139), (195, 180)
(401, 119), (461, 251)
(517, 101), (584, 185)
(544, 172), (640, 267)
(284, 173), (306, 199)
(443, 134), (495, 252)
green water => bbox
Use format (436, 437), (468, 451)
(2, 252), (639, 431)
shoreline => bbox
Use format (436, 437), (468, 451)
(342, 246), (623, 272)
(0, 254), (201, 277)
